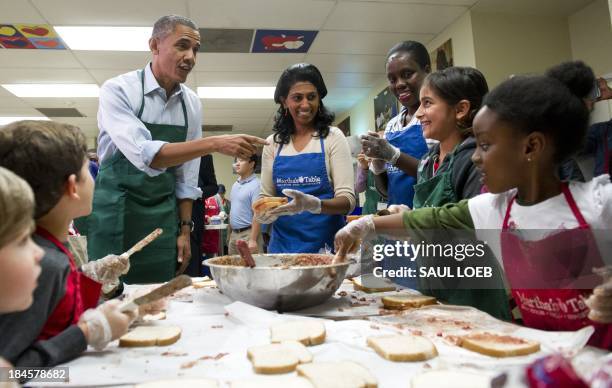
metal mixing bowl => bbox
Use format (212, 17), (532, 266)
(203, 254), (350, 312)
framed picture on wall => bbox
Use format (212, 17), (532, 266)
(337, 116), (351, 136)
(373, 88), (399, 132)
(430, 39), (453, 71)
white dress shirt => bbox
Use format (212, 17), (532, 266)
(97, 63), (202, 200)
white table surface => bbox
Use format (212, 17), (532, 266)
(37, 281), (609, 388)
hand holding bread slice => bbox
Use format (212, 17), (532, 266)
(252, 197), (288, 214)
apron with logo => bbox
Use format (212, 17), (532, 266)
(501, 184), (611, 349)
(36, 227), (101, 340)
(87, 68), (187, 283)
(385, 111), (428, 207)
(269, 137), (345, 253)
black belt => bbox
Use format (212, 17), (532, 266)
(233, 226), (251, 233)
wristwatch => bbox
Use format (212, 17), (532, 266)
(179, 220), (194, 232)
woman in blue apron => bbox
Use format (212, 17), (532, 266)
(256, 64), (356, 253)
(360, 41), (431, 208)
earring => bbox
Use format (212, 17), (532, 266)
(527, 157), (532, 162)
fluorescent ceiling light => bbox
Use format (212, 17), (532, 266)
(198, 87), (275, 99)
(54, 26), (151, 51)
(0, 117), (50, 125)
(2, 84), (99, 98)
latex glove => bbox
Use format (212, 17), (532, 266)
(357, 153), (370, 170)
(387, 204), (411, 214)
(81, 254), (129, 287)
(78, 300), (136, 351)
(360, 132), (400, 164)
(586, 267), (612, 323)
(370, 159), (387, 175)
(254, 210), (278, 224)
(268, 189), (322, 217)
(334, 215), (377, 259)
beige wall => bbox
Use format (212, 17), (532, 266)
(471, 12), (572, 88)
(569, 0), (612, 122)
(427, 11), (476, 69)
(334, 11), (476, 135)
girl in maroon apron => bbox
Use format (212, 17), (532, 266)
(473, 61), (611, 349)
(35, 227), (101, 340)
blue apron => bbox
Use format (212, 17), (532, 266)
(385, 110), (428, 207)
(268, 137), (345, 253)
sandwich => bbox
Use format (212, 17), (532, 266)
(252, 197), (288, 214)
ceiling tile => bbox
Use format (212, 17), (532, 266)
(30, 0), (188, 25)
(472, 0), (593, 16)
(195, 71), (278, 86)
(324, 2), (467, 34)
(310, 30), (434, 56)
(305, 53), (386, 74)
(0, 68), (94, 83)
(339, 0), (476, 5)
(0, 0), (47, 24)
(188, 0), (334, 29)
(195, 53), (305, 72)
(0, 50), (82, 68)
(323, 72), (384, 88)
(73, 51), (150, 70)
(200, 28), (254, 53)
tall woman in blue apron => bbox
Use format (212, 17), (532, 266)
(256, 64), (356, 253)
(361, 41), (431, 208)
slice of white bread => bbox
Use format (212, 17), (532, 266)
(297, 361), (378, 388)
(367, 335), (438, 361)
(381, 294), (437, 310)
(411, 370), (493, 388)
(136, 378), (218, 388)
(231, 376), (314, 388)
(247, 341), (313, 374)
(119, 326), (181, 347)
(351, 275), (396, 293)
(460, 333), (540, 357)
(270, 321), (326, 346)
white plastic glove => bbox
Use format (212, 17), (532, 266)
(586, 268), (612, 323)
(387, 204), (411, 214)
(268, 189), (322, 217)
(81, 254), (130, 288)
(334, 215), (377, 258)
(78, 300), (136, 351)
(360, 132), (400, 164)
(370, 158), (388, 175)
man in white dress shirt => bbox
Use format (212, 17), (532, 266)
(84, 15), (266, 282)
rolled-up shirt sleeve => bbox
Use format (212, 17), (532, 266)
(98, 80), (167, 177)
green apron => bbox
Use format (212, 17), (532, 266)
(86, 68), (188, 284)
(412, 146), (510, 321)
(362, 171), (380, 215)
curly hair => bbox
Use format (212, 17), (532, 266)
(483, 61), (593, 163)
(272, 63), (335, 145)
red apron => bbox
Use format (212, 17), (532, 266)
(500, 184), (612, 349)
(36, 227), (102, 340)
